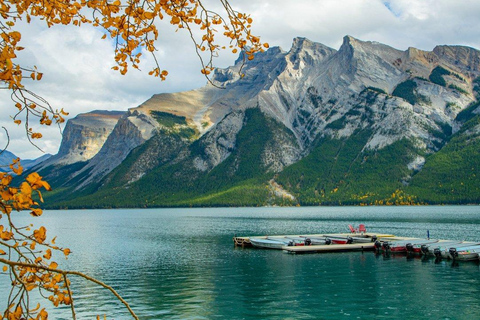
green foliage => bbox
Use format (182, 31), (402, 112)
(448, 84), (469, 95)
(391, 80), (431, 106)
(448, 84), (468, 95)
(150, 111), (187, 127)
(325, 116), (346, 130)
(429, 66), (450, 87)
(43, 105), (480, 208)
(407, 115), (480, 204)
(456, 101), (480, 123)
(392, 80), (418, 105)
(276, 129), (416, 205)
(46, 108), (291, 208)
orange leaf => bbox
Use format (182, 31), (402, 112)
(33, 226), (47, 243)
(43, 249), (52, 260)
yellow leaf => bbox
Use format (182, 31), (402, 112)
(43, 249), (52, 260)
(30, 303), (41, 313)
(3, 265), (8, 272)
(0, 249), (6, 255)
(144, 12), (154, 19)
(33, 226), (47, 243)
(30, 208), (43, 217)
(49, 262), (58, 269)
(63, 248), (71, 256)
(36, 73), (43, 80)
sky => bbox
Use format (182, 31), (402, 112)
(1, 0), (480, 159)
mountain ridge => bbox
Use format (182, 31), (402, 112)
(29, 35), (480, 207)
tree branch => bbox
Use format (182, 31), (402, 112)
(0, 258), (140, 320)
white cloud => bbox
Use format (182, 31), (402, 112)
(2, 0), (480, 159)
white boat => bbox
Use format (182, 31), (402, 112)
(449, 244), (480, 261)
(436, 242), (480, 259)
(250, 237), (291, 249)
(420, 240), (463, 257)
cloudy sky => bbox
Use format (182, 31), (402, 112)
(2, 0), (480, 159)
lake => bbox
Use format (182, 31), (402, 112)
(1, 206), (480, 319)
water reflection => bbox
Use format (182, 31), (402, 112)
(1, 206), (479, 319)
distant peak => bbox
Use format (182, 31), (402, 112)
(292, 37), (311, 47)
(342, 35), (357, 46)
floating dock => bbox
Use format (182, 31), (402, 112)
(233, 232), (398, 253)
(234, 232), (480, 261)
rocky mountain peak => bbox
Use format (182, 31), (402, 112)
(433, 45), (480, 72)
(38, 36), (480, 207)
(50, 110), (125, 166)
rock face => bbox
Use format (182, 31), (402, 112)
(40, 110), (125, 167)
(39, 36), (480, 206)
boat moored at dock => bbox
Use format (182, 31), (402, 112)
(249, 237), (292, 249)
(234, 228), (479, 262)
(420, 240), (464, 257)
(449, 244), (480, 261)
(406, 239), (440, 254)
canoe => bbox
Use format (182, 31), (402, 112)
(448, 244), (480, 261)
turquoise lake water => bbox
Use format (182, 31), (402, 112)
(1, 206), (480, 319)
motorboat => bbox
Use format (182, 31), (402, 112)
(381, 239), (436, 253)
(249, 237), (292, 249)
(449, 244), (480, 261)
(420, 240), (464, 257)
(250, 235), (327, 249)
(435, 242), (479, 259)
(406, 239), (439, 254)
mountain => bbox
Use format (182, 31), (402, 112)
(0, 150), (17, 172)
(1, 150), (51, 172)
(33, 36), (480, 208)
(31, 110), (125, 188)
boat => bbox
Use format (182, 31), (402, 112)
(381, 238), (436, 253)
(435, 242), (480, 259)
(406, 239), (439, 254)
(448, 244), (480, 261)
(420, 240), (464, 257)
(249, 237), (292, 249)
(250, 235), (325, 249)
(321, 235), (377, 245)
